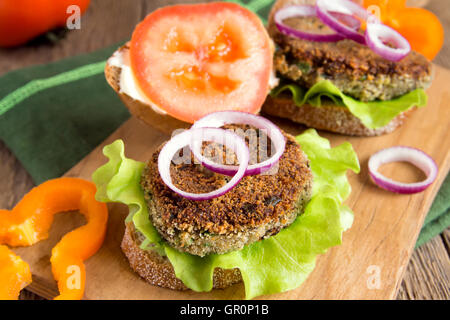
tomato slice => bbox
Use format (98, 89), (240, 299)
(130, 2), (273, 123)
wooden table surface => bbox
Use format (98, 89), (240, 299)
(0, 0), (448, 300)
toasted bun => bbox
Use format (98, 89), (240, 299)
(121, 223), (242, 291)
(262, 95), (412, 136)
(104, 45), (190, 134)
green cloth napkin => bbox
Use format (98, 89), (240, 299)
(0, 42), (129, 183)
(415, 173), (450, 248)
(0, 0), (447, 247)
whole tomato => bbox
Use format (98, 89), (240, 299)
(0, 0), (90, 47)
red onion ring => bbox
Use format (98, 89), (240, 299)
(158, 128), (249, 201)
(316, 0), (369, 44)
(368, 146), (438, 194)
(191, 111), (286, 176)
(274, 5), (361, 42)
(365, 22), (411, 62)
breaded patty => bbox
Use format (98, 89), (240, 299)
(268, 9), (432, 101)
(141, 130), (313, 257)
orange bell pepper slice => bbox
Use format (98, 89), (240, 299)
(363, 0), (444, 60)
(0, 245), (32, 300)
(0, 177), (108, 300)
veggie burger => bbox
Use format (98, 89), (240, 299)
(97, 2), (360, 299)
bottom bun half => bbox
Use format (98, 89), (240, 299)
(262, 95), (413, 137)
(121, 223), (243, 291)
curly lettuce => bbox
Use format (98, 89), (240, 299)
(92, 129), (360, 299)
(271, 80), (427, 129)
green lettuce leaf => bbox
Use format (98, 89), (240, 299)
(91, 140), (165, 254)
(271, 80), (427, 129)
(92, 129), (360, 299)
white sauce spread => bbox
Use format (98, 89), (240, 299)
(107, 50), (168, 115)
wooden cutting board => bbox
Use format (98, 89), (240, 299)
(12, 65), (450, 300)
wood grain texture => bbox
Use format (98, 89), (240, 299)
(425, 0), (450, 68)
(0, 0), (447, 300)
(397, 234), (450, 300)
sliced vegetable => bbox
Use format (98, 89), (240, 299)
(92, 130), (360, 299)
(365, 22), (411, 62)
(191, 111), (286, 176)
(158, 128), (249, 201)
(368, 146), (438, 194)
(274, 5), (361, 42)
(386, 7), (443, 61)
(363, 0), (444, 60)
(130, 2), (273, 123)
(316, 0), (370, 44)
(0, 178), (108, 300)
(277, 0), (414, 61)
(0, 245), (32, 300)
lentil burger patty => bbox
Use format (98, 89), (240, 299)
(141, 131), (313, 257)
(268, 7), (432, 102)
